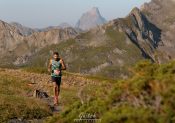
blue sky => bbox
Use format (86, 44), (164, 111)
(0, 0), (151, 28)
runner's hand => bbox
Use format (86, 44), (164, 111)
(48, 68), (51, 73)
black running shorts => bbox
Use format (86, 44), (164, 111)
(51, 76), (62, 86)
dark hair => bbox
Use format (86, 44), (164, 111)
(53, 52), (59, 56)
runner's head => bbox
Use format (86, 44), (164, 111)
(53, 52), (59, 60)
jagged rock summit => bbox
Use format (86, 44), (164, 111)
(76, 7), (107, 30)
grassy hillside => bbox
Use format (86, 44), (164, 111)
(1, 60), (175, 122)
(0, 70), (52, 122)
(45, 60), (175, 123)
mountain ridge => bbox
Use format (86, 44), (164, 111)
(0, 1), (174, 78)
(25, 7), (164, 79)
(141, 0), (175, 62)
(0, 20), (78, 67)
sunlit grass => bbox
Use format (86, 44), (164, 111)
(0, 74), (52, 122)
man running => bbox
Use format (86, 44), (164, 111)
(48, 52), (66, 105)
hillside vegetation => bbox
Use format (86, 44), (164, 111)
(49, 60), (175, 123)
(0, 70), (52, 122)
(1, 60), (175, 122)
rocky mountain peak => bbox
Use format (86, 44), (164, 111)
(0, 20), (5, 25)
(10, 22), (36, 36)
(129, 7), (145, 31)
(130, 7), (140, 15)
(89, 7), (100, 16)
(0, 20), (14, 30)
(75, 7), (107, 30)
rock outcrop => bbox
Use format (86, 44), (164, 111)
(113, 7), (162, 62)
(142, 0), (175, 62)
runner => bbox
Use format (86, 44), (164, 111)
(48, 52), (66, 105)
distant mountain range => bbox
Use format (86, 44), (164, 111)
(10, 22), (74, 36)
(0, 1), (175, 78)
(10, 7), (107, 35)
(27, 6), (163, 79)
(10, 22), (37, 36)
(0, 20), (78, 67)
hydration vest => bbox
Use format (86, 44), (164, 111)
(51, 59), (62, 77)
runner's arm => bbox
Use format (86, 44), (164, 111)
(60, 58), (66, 70)
(48, 59), (52, 73)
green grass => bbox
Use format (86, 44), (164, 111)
(0, 74), (52, 122)
(105, 25), (142, 59)
(45, 60), (175, 123)
(2, 60), (175, 122)
(105, 26), (126, 45)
